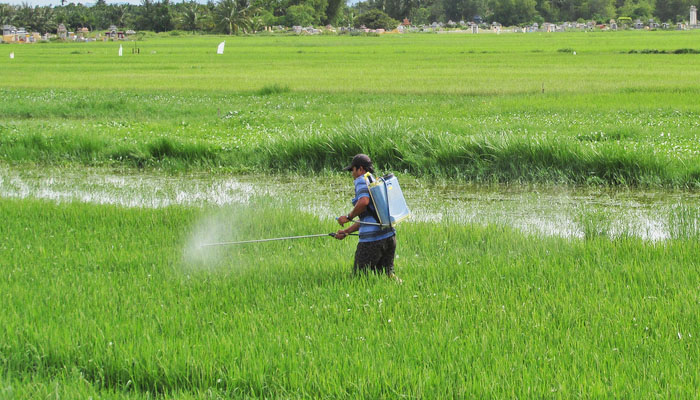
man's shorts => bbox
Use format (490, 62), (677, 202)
(353, 235), (396, 275)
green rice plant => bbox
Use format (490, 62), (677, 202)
(667, 204), (700, 240)
(574, 204), (613, 239)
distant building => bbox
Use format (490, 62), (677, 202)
(104, 25), (125, 40)
(16, 27), (27, 42)
(2, 25), (16, 42)
(57, 24), (67, 39)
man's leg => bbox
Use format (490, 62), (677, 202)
(353, 240), (384, 275)
(377, 236), (397, 276)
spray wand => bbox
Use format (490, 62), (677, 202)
(200, 232), (357, 247)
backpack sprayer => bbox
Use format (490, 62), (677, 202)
(199, 173), (410, 247)
(355, 172), (411, 228)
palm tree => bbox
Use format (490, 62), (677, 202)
(112, 4), (129, 28)
(180, 1), (201, 33)
(14, 2), (35, 29)
(213, 0), (256, 34)
(0, 4), (15, 25)
(33, 6), (55, 33)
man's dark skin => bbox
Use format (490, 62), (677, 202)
(334, 165), (369, 240)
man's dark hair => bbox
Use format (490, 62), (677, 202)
(343, 154), (375, 174)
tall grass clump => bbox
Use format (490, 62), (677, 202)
(667, 204), (700, 240)
(247, 118), (684, 186)
(256, 84), (291, 96)
(574, 204), (613, 239)
(5, 133), (107, 163)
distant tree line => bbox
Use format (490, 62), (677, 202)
(0, 0), (695, 34)
(357, 0), (698, 27)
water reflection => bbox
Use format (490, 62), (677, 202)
(1, 166), (697, 241)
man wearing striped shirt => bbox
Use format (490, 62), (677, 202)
(335, 154), (400, 281)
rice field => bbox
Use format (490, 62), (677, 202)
(1, 32), (700, 185)
(2, 197), (700, 398)
(1, 32), (700, 398)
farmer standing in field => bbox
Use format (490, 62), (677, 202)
(335, 154), (400, 281)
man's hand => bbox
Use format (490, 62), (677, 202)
(334, 230), (347, 240)
(337, 215), (351, 226)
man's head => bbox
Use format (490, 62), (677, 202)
(344, 154), (374, 178)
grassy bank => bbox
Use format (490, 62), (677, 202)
(1, 198), (699, 397)
(1, 88), (699, 186)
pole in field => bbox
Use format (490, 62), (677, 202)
(119, 45), (123, 57)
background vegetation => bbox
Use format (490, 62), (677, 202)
(0, 0), (697, 35)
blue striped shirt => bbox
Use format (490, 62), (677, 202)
(353, 176), (395, 243)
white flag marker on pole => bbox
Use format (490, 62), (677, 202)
(217, 41), (225, 55)
(10, 52), (14, 59)
(119, 44), (123, 56)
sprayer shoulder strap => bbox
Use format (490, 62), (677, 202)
(361, 202), (380, 222)
(359, 173), (380, 222)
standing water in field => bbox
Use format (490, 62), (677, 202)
(1, 166), (698, 241)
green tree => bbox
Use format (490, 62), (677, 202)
(355, 8), (399, 28)
(325, 0), (345, 23)
(152, 0), (173, 32)
(409, 7), (430, 24)
(654, 0), (692, 22)
(92, 0), (111, 30)
(534, 0), (557, 21)
(134, 0), (156, 30)
(177, 1), (203, 33)
(13, 3), (35, 28)
(285, 4), (315, 26)
(32, 5), (55, 33)
(108, 4), (131, 28)
(53, 3), (94, 31)
(445, 0), (481, 22)
(336, 6), (356, 26)
(489, 0), (537, 25)
(214, 0), (256, 34)
(583, 0), (616, 21)
(0, 4), (14, 25)
(618, 0), (654, 20)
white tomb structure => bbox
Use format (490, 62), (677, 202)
(691, 6), (697, 27)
